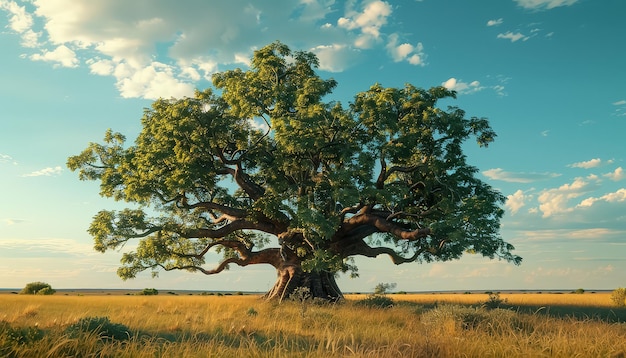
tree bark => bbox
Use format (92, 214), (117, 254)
(262, 263), (344, 302)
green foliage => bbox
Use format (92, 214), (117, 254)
(65, 316), (131, 341)
(374, 282), (397, 295)
(20, 282), (55, 295)
(67, 41), (520, 290)
(481, 292), (508, 310)
(572, 288), (585, 294)
(246, 307), (259, 317)
(137, 288), (159, 296)
(610, 287), (626, 307)
(0, 321), (44, 345)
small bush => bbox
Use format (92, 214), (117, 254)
(482, 292), (507, 310)
(572, 288), (585, 294)
(137, 288), (158, 296)
(65, 316), (131, 341)
(356, 294), (394, 309)
(246, 307), (259, 316)
(20, 282), (55, 295)
(0, 321), (44, 345)
(36, 287), (56, 295)
(610, 287), (626, 307)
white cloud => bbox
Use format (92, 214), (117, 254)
(0, 153), (18, 165)
(484, 168), (561, 183)
(569, 158), (601, 169)
(613, 100), (626, 106)
(115, 62), (195, 100)
(577, 188), (626, 208)
(4, 218), (26, 225)
(603, 167), (625, 182)
(514, 0), (579, 10)
(497, 31), (529, 42)
(487, 18), (503, 26)
(386, 33), (425, 66)
(22, 166), (63, 177)
(442, 77), (483, 94)
(30, 45), (79, 68)
(1, 0), (33, 32)
(537, 177), (594, 217)
(506, 189), (529, 215)
(3, 0), (427, 99)
(337, 1), (391, 42)
(311, 44), (360, 72)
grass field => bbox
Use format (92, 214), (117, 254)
(1, 291), (625, 357)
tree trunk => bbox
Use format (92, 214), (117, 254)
(262, 263), (344, 302)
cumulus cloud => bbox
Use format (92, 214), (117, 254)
(487, 18), (503, 26)
(442, 78), (483, 94)
(569, 158), (602, 169)
(386, 33), (425, 66)
(506, 189), (530, 215)
(0, 0), (33, 32)
(22, 166), (63, 177)
(514, 0), (579, 10)
(1, 0), (422, 99)
(604, 167), (625, 181)
(30, 45), (79, 68)
(338, 0), (392, 48)
(537, 177), (596, 217)
(483, 168), (561, 183)
(497, 31), (529, 42)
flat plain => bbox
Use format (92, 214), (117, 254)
(1, 291), (625, 357)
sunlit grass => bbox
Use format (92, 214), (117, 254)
(1, 292), (625, 357)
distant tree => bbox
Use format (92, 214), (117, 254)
(20, 282), (56, 295)
(68, 41), (521, 301)
(374, 283), (397, 295)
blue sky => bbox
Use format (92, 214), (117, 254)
(1, 0), (625, 293)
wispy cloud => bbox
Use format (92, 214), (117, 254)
(497, 31), (529, 42)
(577, 188), (626, 208)
(487, 18), (503, 27)
(514, 0), (579, 11)
(22, 166), (63, 177)
(569, 158), (602, 169)
(0, 153), (18, 165)
(4, 218), (27, 225)
(483, 168), (560, 183)
(0, 238), (96, 257)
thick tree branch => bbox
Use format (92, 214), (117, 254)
(185, 219), (279, 238)
(162, 247), (282, 274)
(342, 213), (431, 241)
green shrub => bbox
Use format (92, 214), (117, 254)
(138, 288), (158, 295)
(355, 294), (394, 309)
(20, 282), (55, 295)
(0, 321), (44, 345)
(65, 316), (131, 341)
(36, 287), (56, 295)
(572, 288), (585, 294)
(610, 287), (626, 307)
(481, 292), (507, 310)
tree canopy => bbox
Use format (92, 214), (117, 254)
(68, 41), (521, 300)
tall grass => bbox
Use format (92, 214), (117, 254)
(1, 293), (625, 357)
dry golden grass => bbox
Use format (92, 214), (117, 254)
(1, 292), (625, 357)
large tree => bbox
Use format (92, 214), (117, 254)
(68, 42), (521, 301)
